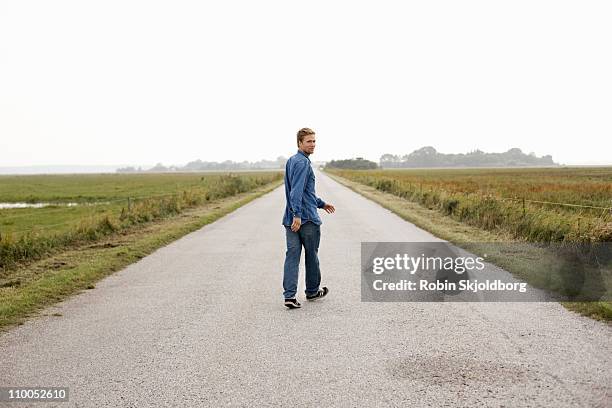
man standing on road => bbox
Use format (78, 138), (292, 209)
(282, 127), (336, 309)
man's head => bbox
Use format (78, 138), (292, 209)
(297, 127), (316, 155)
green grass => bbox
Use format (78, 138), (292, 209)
(0, 177), (284, 332)
(0, 172), (282, 233)
(0, 172), (270, 203)
(0, 172), (283, 269)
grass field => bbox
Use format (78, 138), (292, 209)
(325, 167), (612, 321)
(326, 167), (612, 243)
(0, 174), (284, 331)
(0, 172), (283, 270)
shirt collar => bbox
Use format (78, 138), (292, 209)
(297, 149), (311, 162)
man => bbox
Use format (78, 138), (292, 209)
(282, 127), (336, 309)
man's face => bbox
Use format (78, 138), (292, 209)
(299, 134), (316, 155)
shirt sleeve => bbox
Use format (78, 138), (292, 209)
(316, 197), (326, 209)
(288, 160), (309, 218)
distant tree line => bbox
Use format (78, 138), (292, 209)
(325, 157), (378, 170)
(379, 147), (557, 168)
(117, 146), (557, 173)
(117, 157), (289, 173)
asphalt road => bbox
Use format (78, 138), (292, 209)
(1, 170), (610, 407)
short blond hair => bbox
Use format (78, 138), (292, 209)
(297, 128), (315, 147)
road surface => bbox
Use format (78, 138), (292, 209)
(1, 170), (610, 407)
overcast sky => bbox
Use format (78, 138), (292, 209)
(1, 0), (610, 167)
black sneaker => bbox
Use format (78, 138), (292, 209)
(306, 286), (329, 301)
(284, 298), (301, 309)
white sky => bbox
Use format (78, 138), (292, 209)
(1, 0), (610, 167)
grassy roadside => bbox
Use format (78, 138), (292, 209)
(0, 179), (283, 333)
(0, 172), (282, 268)
(325, 171), (611, 322)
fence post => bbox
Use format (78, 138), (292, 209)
(522, 197), (525, 218)
(127, 197), (131, 213)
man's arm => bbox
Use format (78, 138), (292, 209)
(288, 160), (309, 219)
(316, 197), (326, 209)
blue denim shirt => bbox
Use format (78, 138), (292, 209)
(282, 150), (326, 226)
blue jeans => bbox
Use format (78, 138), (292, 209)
(283, 221), (321, 299)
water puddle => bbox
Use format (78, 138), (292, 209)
(0, 202), (80, 209)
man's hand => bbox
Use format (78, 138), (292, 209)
(323, 203), (336, 214)
(291, 216), (302, 232)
